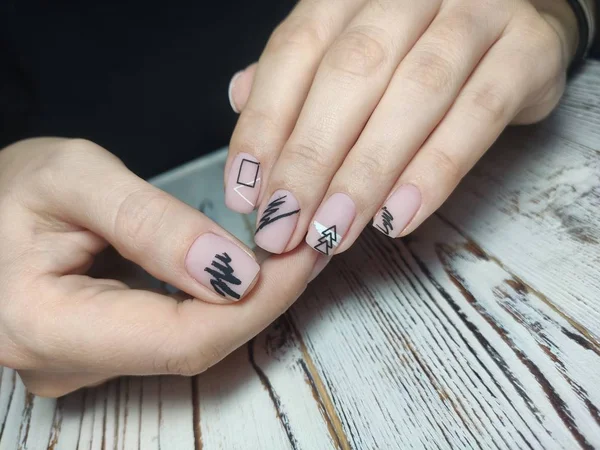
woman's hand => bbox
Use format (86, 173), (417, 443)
(0, 138), (317, 397)
(226, 0), (577, 257)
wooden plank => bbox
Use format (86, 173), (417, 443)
(195, 325), (340, 450)
(545, 61), (600, 149)
(0, 61), (598, 450)
(291, 224), (600, 449)
(438, 109), (600, 343)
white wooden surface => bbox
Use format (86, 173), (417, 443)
(1, 61), (599, 450)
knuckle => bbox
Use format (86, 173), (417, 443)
(30, 139), (115, 199)
(284, 139), (331, 178)
(435, 8), (481, 42)
(514, 16), (565, 77)
(45, 138), (112, 173)
(0, 296), (53, 370)
(113, 189), (174, 255)
(427, 148), (463, 182)
(402, 49), (457, 95)
(230, 106), (282, 157)
(350, 147), (395, 182)
(460, 82), (512, 124)
(326, 26), (389, 78)
(162, 342), (223, 376)
(267, 18), (326, 56)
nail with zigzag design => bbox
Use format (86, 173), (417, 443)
(185, 233), (260, 302)
(373, 185), (421, 238)
(255, 190), (300, 254)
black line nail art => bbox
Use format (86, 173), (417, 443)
(375, 207), (394, 236)
(314, 225), (338, 255)
(204, 252), (241, 299)
(256, 195), (300, 233)
(236, 159), (260, 188)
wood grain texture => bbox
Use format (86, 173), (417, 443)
(0, 61), (598, 449)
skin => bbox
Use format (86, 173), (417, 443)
(0, 0), (579, 397)
(0, 138), (319, 397)
(227, 0), (578, 254)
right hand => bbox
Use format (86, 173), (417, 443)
(0, 138), (318, 397)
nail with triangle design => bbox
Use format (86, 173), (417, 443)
(306, 193), (356, 256)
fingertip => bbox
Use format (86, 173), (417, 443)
(228, 63), (257, 114)
(228, 71), (244, 114)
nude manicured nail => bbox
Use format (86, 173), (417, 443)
(228, 71), (243, 113)
(255, 190), (300, 254)
(225, 153), (261, 214)
(306, 193), (356, 256)
(373, 184), (421, 238)
(185, 233), (259, 301)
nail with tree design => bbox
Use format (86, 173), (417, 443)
(306, 193), (356, 256)
(185, 233), (260, 302)
(255, 190), (300, 254)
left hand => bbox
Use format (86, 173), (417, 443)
(225, 0), (577, 257)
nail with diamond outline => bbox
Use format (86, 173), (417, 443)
(225, 153), (261, 214)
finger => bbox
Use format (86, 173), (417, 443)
(228, 63), (257, 113)
(255, 0), (442, 254)
(30, 139), (260, 304)
(306, 0), (512, 254)
(224, 0), (366, 213)
(27, 244), (318, 375)
(373, 16), (565, 237)
(18, 370), (111, 398)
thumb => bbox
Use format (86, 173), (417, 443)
(35, 138), (260, 304)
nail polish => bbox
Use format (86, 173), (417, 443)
(185, 233), (260, 301)
(305, 193), (356, 256)
(225, 153), (261, 214)
(228, 71), (243, 113)
(255, 190), (300, 254)
(373, 184), (421, 238)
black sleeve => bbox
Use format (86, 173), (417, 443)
(0, 1), (296, 179)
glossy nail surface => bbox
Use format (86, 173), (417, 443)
(373, 184), (421, 238)
(255, 190), (301, 254)
(225, 153), (261, 214)
(185, 233), (259, 301)
(306, 193), (356, 256)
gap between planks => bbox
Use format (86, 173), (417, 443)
(432, 213), (600, 352)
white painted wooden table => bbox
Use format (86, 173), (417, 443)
(1, 61), (599, 450)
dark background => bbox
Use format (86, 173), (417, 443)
(0, 0), (295, 178)
(0, 1), (598, 179)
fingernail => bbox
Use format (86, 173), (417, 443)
(225, 153), (261, 214)
(306, 193), (356, 256)
(255, 190), (300, 254)
(309, 254), (331, 282)
(373, 184), (421, 238)
(228, 71), (243, 113)
(185, 233), (260, 301)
